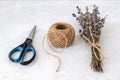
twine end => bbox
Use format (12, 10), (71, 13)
(56, 69), (59, 72)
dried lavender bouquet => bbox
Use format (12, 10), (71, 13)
(72, 5), (107, 72)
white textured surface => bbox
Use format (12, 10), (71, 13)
(0, 0), (120, 80)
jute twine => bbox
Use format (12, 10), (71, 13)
(42, 22), (75, 72)
(48, 22), (75, 48)
(82, 27), (104, 61)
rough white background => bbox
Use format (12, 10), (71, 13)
(0, 0), (120, 80)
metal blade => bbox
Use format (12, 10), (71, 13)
(28, 25), (36, 40)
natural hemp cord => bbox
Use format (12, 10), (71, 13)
(42, 22), (75, 72)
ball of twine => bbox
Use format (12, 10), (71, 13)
(42, 22), (75, 72)
(48, 22), (75, 48)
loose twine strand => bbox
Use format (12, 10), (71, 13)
(42, 31), (68, 72)
(82, 27), (104, 61)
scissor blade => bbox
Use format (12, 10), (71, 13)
(28, 25), (36, 40)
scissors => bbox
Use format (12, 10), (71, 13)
(9, 26), (36, 65)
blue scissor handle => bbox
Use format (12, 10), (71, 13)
(20, 45), (36, 65)
(9, 39), (36, 65)
(9, 46), (23, 62)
